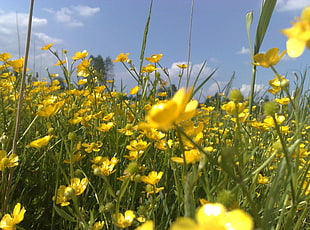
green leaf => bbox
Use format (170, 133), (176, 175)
(139, 0), (153, 73)
(53, 204), (77, 222)
(254, 0), (277, 54)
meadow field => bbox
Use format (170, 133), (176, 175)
(0, 0), (309, 229)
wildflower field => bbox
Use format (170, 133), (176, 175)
(0, 0), (310, 229)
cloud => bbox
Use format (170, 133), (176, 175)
(237, 46), (250, 54)
(43, 5), (100, 27)
(239, 84), (267, 97)
(72, 5), (100, 17)
(277, 0), (310, 12)
(0, 11), (48, 57)
(33, 32), (63, 45)
(0, 11), (47, 35)
(166, 61), (215, 84)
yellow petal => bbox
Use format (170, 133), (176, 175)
(286, 38), (306, 57)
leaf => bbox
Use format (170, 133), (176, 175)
(53, 204), (77, 222)
(254, 0), (277, 54)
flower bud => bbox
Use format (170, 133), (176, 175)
(68, 132), (76, 141)
(280, 78), (289, 88)
(229, 89), (243, 102)
(264, 101), (278, 116)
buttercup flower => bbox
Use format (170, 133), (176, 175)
(37, 100), (65, 117)
(92, 156), (119, 176)
(113, 210), (136, 228)
(76, 58), (92, 77)
(72, 50), (88, 60)
(145, 53), (163, 63)
(0, 203), (26, 230)
(135, 220), (154, 230)
(170, 203), (253, 230)
(113, 53), (130, 62)
(0, 151), (18, 171)
(177, 64), (188, 69)
(54, 60), (66, 66)
(27, 135), (53, 149)
(281, 7), (310, 57)
(141, 64), (158, 73)
(171, 149), (201, 164)
(253, 48), (286, 68)
(0, 52), (12, 62)
(54, 178), (88, 206)
(130, 86), (140, 95)
(7, 58), (24, 72)
(41, 43), (54, 50)
(141, 171), (163, 185)
(140, 87), (198, 130)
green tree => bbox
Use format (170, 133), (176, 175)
(89, 55), (114, 84)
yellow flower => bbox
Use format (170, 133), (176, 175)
(281, 7), (310, 57)
(77, 79), (88, 85)
(76, 58), (92, 77)
(113, 53), (130, 62)
(72, 50), (88, 60)
(141, 64), (158, 73)
(92, 156), (119, 176)
(91, 221), (105, 230)
(130, 86), (140, 95)
(253, 48), (286, 68)
(37, 100), (65, 117)
(0, 203), (26, 230)
(27, 135), (53, 149)
(124, 139), (150, 160)
(54, 60), (66, 66)
(0, 52), (12, 61)
(54, 178), (88, 206)
(170, 203), (253, 230)
(171, 149), (201, 164)
(221, 101), (247, 115)
(275, 97), (291, 105)
(141, 171), (163, 185)
(0, 151), (18, 171)
(140, 87), (198, 130)
(63, 152), (85, 164)
(41, 43), (54, 50)
(135, 220), (154, 230)
(145, 53), (163, 63)
(177, 64), (188, 69)
(257, 174), (269, 184)
(113, 210), (136, 228)
(96, 122), (114, 132)
(82, 141), (103, 153)
(7, 58), (24, 72)
(126, 139), (150, 152)
(69, 177), (88, 196)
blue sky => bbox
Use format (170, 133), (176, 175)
(1, 0), (310, 98)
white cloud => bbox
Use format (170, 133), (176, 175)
(239, 84), (267, 97)
(0, 11), (48, 57)
(43, 5), (100, 27)
(0, 11), (47, 35)
(166, 61), (215, 85)
(33, 32), (63, 45)
(237, 46), (250, 54)
(204, 81), (228, 96)
(72, 5), (100, 17)
(277, 0), (310, 12)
